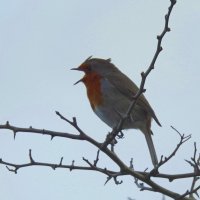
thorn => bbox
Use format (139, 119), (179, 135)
(196, 191), (199, 198)
(169, 178), (174, 182)
(141, 72), (145, 77)
(94, 150), (100, 166)
(104, 176), (112, 185)
(82, 157), (86, 162)
(160, 155), (163, 162)
(111, 142), (115, 152)
(167, 27), (171, 32)
(29, 149), (34, 163)
(70, 160), (75, 171)
(6, 121), (10, 126)
(59, 157), (63, 166)
(157, 35), (161, 40)
(170, 0), (176, 5)
(51, 165), (56, 170)
(144, 168), (148, 172)
(114, 177), (123, 185)
(13, 131), (16, 140)
(51, 135), (54, 140)
(130, 158), (134, 169)
(6, 166), (17, 174)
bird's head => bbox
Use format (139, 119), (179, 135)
(71, 56), (118, 85)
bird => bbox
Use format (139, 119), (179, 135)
(71, 56), (161, 167)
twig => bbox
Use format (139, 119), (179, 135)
(0, 121), (83, 140)
(82, 156), (123, 185)
(132, 160), (155, 192)
(150, 126), (191, 174)
(1, 154), (200, 180)
(94, 150), (100, 167)
(134, 178), (155, 192)
(104, 170), (123, 185)
(55, 111), (84, 137)
(0, 150), (119, 176)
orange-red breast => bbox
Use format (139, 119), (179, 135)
(71, 56), (161, 167)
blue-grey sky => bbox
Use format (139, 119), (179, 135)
(0, 1), (200, 200)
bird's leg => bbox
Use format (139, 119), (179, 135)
(105, 131), (118, 147)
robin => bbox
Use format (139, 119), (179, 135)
(71, 56), (161, 167)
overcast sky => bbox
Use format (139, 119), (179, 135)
(1, 0), (200, 200)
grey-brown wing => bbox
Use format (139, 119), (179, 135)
(106, 72), (161, 126)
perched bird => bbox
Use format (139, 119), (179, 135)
(71, 56), (161, 167)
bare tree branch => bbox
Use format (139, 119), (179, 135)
(1, 136), (200, 180)
(0, 124), (199, 200)
(102, 0), (177, 148)
(0, 121), (83, 141)
(150, 126), (191, 174)
(0, 149), (120, 177)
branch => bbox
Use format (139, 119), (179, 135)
(0, 149), (120, 176)
(1, 149), (200, 180)
(131, 158), (155, 192)
(134, 178), (155, 192)
(0, 137), (199, 200)
(0, 121), (83, 141)
(0, 118), (198, 199)
(185, 143), (200, 172)
(102, 0), (177, 148)
(150, 126), (191, 175)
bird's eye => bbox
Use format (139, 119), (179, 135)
(87, 65), (92, 72)
(78, 63), (92, 72)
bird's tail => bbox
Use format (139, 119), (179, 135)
(142, 129), (158, 167)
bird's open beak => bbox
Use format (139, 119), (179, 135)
(73, 78), (83, 85)
(71, 67), (83, 85)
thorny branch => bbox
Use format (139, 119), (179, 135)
(131, 158), (155, 192)
(0, 118), (199, 199)
(150, 126), (192, 175)
(102, 0), (177, 148)
(0, 0), (199, 199)
(0, 126), (199, 179)
(1, 149), (118, 176)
